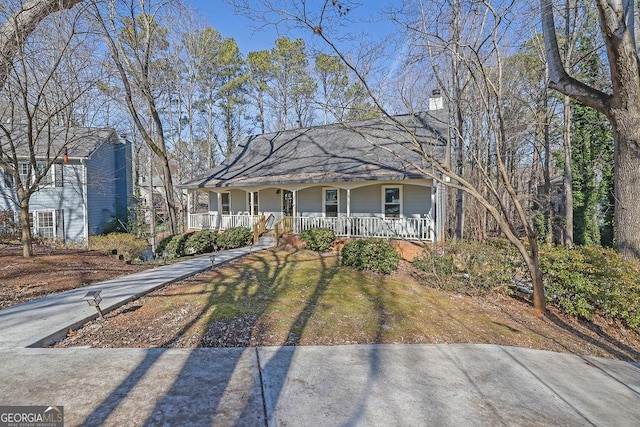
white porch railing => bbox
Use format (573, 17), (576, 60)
(294, 216), (432, 241)
(188, 212), (218, 230)
(188, 213), (433, 241)
(188, 213), (260, 231)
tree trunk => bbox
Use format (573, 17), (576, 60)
(609, 110), (640, 258)
(525, 234), (546, 314)
(563, 95), (574, 247)
(543, 91), (553, 245)
(19, 199), (32, 258)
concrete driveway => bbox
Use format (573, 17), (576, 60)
(1, 344), (639, 426)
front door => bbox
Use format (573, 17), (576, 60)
(283, 190), (294, 216)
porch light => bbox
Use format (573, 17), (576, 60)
(83, 290), (104, 319)
(63, 147), (69, 163)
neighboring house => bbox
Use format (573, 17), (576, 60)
(181, 109), (449, 242)
(0, 127), (133, 243)
(138, 175), (167, 222)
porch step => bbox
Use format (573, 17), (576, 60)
(257, 236), (276, 246)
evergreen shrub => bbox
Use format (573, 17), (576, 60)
(184, 230), (218, 255)
(542, 245), (640, 328)
(341, 238), (400, 274)
(300, 227), (335, 252)
(218, 226), (252, 249)
(164, 232), (193, 259)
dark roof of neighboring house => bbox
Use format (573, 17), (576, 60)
(0, 126), (117, 160)
(181, 112), (448, 189)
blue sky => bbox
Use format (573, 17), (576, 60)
(183, 1), (396, 54)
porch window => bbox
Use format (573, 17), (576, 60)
(383, 186), (402, 218)
(221, 192), (231, 215)
(324, 188), (339, 217)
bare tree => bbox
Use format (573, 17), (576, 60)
(540, 0), (640, 259)
(0, 2), (98, 257)
(91, 0), (179, 235)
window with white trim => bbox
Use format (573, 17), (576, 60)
(1, 169), (13, 187)
(36, 211), (54, 238)
(323, 188), (339, 217)
(221, 192), (231, 215)
(18, 162), (30, 185)
(25, 210), (57, 238)
(36, 162), (53, 187)
(17, 162), (54, 187)
(382, 186), (402, 218)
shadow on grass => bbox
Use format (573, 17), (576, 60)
(82, 247), (344, 425)
(544, 311), (640, 362)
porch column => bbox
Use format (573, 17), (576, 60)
(250, 191), (255, 217)
(346, 188), (351, 237)
(186, 191), (192, 229)
(217, 192), (222, 231)
(430, 187), (435, 240)
(293, 190), (298, 233)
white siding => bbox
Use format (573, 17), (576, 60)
(298, 187), (322, 216)
(404, 185), (431, 218)
(350, 185), (380, 216)
(259, 188), (282, 218)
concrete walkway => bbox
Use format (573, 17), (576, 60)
(0, 237), (275, 348)
(1, 236), (640, 425)
(0, 344), (639, 426)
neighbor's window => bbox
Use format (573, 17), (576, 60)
(36, 211), (54, 238)
(18, 162), (30, 184)
(221, 192), (231, 215)
(36, 162), (53, 186)
(324, 188), (338, 217)
(2, 169), (13, 187)
(383, 186), (402, 218)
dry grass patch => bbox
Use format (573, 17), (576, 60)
(55, 248), (640, 362)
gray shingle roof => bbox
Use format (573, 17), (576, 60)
(182, 112), (447, 189)
(0, 126), (117, 160)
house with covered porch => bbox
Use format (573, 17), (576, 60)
(181, 111), (448, 243)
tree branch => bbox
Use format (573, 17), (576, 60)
(0, 0), (84, 89)
(539, 0), (611, 113)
